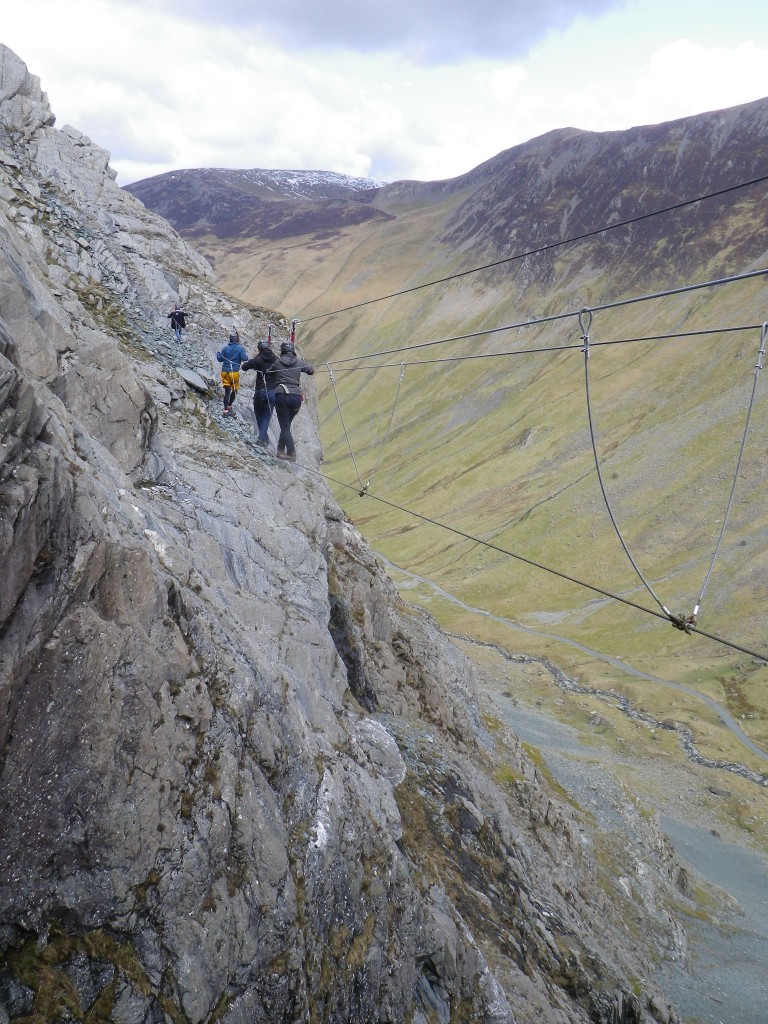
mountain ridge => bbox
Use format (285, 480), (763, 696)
(124, 166), (390, 238)
(0, 41), (692, 1024)
(124, 95), (768, 770)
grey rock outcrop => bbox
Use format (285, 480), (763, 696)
(0, 44), (684, 1024)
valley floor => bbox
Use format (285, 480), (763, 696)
(378, 558), (768, 1024)
(490, 696), (768, 1024)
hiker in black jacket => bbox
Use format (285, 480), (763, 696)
(167, 303), (186, 341)
(271, 342), (314, 461)
(241, 340), (279, 446)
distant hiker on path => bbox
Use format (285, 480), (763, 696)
(242, 339), (278, 446)
(272, 341), (314, 461)
(216, 329), (249, 417)
(167, 303), (186, 341)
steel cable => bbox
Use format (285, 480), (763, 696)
(310, 467), (768, 663)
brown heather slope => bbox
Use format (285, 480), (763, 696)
(126, 99), (768, 788)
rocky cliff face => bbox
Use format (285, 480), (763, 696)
(0, 45), (686, 1024)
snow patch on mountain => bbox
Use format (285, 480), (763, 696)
(163, 166), (387, 200)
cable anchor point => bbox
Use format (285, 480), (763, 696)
(359, 480), (370, 497)
(579, 308), (593, 354)
(756, 322), (767, 369)
(667, 609), (697, 634)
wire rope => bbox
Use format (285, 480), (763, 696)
(326, 362), (365, 492)
(358, 363), (406, 495)
(315, 267), (768, 367)
(580, 309), (670, 615)
(297, 174), (768, 325)
(693, 322), (768, 619)
(310, 467), (768, 663)
(313, 324), (761, 374)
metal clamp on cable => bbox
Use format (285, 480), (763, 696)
(756, 322), (767, 370)
(358, 481), (370, 497)
(667, 610), (697, 634)
(579, 308), (593, 355)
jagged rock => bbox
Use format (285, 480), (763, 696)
(176, 366), (211, 394)
(0, 43), (688, 1024)
(0, 46), (55, 131)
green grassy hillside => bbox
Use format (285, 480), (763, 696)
(168, 108), (768, 782)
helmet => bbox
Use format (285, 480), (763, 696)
(280, 341), (294, 354)
(257, 339), (271, 352)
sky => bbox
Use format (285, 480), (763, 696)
(3, 0), (768, 187)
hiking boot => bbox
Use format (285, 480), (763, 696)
(256, 437), (270, 448)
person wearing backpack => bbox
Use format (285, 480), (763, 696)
(241, 339), (279, 445)
(216, 329), (249, 417)
(271, 342), (314, 461)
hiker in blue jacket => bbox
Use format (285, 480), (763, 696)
(216, 329), (249, 416)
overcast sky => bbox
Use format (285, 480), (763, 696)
(4, 0), (767, 186)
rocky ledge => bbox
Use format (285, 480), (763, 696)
(0, 44), (686, 1023)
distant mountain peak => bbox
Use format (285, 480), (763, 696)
(124, 165), (393, 236)
(128, 166), (387, 203)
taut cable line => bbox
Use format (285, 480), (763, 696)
(314, 324), (762, 374)
(315, 267), (768, 367)
(326, 362), (365, 492)
(311, 468), (768, 664)
(297, 174), (768, 325)
(580, 308), (671, 617)
(693, 321), (768, 619)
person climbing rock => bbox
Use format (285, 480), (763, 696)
(272, 342), (314, 461)
(241, 339), (278, 446)
(216, 329), (249, 417)
(167, 303), (186, 341)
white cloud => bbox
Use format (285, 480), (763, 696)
(2, 0), (767, 187)
(138, 0), (622, 63)
(636, 40), (768, 118)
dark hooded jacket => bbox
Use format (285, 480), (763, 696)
(167, 309), (186, 329)
(271, 350), (314, 394)
(242, 347), (279, 391)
